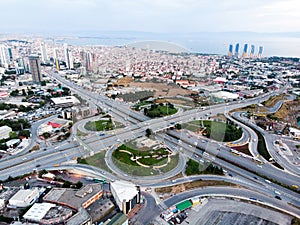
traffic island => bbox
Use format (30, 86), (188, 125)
(111, 141), (179, 176)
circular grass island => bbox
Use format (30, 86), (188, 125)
(112, 142), (179, 176)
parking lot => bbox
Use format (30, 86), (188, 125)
(174, 198), (291, 225)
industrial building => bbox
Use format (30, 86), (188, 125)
(8, 188), (45, 208)
(43, 184), (103, 225)
(50, 96), (80, 108)
(0, 125), (12, 139)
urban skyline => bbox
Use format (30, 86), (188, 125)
(0, 1), (300, 225)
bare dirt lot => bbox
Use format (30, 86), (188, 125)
(129, 82), (191, 97)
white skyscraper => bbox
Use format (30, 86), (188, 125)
(53, 48), (59, 60)
(64, 43), (73, 69)
(0, 45), (10, 68)
(40, 43), (48, 63)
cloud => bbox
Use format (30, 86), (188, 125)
(0, 0), (299, 33)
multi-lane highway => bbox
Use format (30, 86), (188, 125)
(1, 71), (300, 219)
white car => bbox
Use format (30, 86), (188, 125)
(274, 190), (281, 195)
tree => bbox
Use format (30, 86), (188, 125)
(19, 130), (31, 138)
(38, 169), (48, 178)
(175, 124), (182, 130)
(62, 180), (71, 188)
(75, 181), (83, 189)
(22, 89), (27, 96)
(9, 131), (18, 139)
(43, 132), (51, 139)
(10, 90), (19, 96)
(145, 128), (152, 137)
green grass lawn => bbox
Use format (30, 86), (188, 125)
(111, 144), (179, 176)
(144, 104), (178, 118)
(185, 159), (223, 176)
(160, 154), (180, 173)
(132, 101), (152, 111)
(182, 120), (242, 142)
(113, 144), (170, 166)
(84, 119), (113, 131)
(78, 151), (112, 173)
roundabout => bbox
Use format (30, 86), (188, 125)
(111, 138), (180, 176)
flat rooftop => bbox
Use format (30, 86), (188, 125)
(43, 184), (102, 210)
(110, 180), (138, 202)
(87, 198), (115, 223)
(66, 207), (90, 225)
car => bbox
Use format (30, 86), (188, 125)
(274, 190), (281, 195)
(36, 164), (41, 167)
(275, 195), (282, 200)
(228, 173), (233, 177)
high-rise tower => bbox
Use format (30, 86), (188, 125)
(53, 48), (60, 70)
(0, 45), (11, 68)
(250, 45), (255, 58)
(242, 44), (248, 58)
(234, 43), (239, 57)
(258, 46), (264, 58)
(29, 55), (42, 84)
(64, 44), (73, 70)
(228, 44), (233, 57)
(40, 43), (48, 63)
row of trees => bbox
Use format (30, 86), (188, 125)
(185, 159), (223, 176)
(116, 90), (155, 102)
(144, 103), (176, 118)
(0, 119), (31, 131)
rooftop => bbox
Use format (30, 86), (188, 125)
(87, 198), (115, 223)
(110, 180), (139, 202)
(23, 203), (55, 222)
(9, 189), (40, 203)
(66, 207), (91, 225)
(50, 96), (80, 105)
(43, 184), (102, 210)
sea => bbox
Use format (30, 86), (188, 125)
(55, 32), (300, 58)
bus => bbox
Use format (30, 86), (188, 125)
(93, 178), (107, 184)
(252, 158), (264, 165)
(230, 149), (241, 156)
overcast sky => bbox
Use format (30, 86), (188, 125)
(1, 0), (300, 34)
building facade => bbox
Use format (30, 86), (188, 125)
(29, 55), (42, 84)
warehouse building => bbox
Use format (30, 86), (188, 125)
(0, 125), (12, 139)
(50, 96), (80, 108)
(8, 188), (45, 208)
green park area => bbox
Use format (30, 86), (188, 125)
(84, 118), (122, 131)
(77, 151), (111, 173)
(182, 120), (242, 142)
(144, 103), (178, 118)
(185, 159), (224, 176)
(112, 144), (179, 176)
